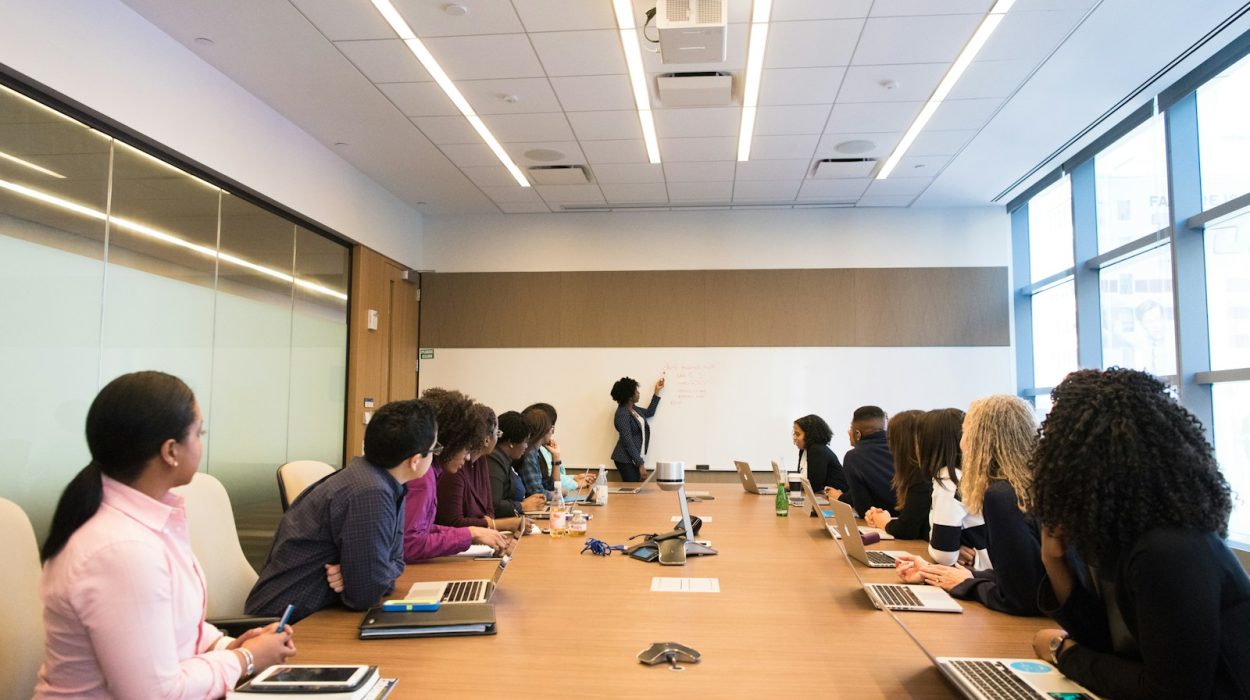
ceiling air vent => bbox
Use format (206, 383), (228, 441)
(526, 165), (592, 185)
(657, 0), (728, 64)
(656, 72), (733, 107)
(812, 158), (878, 179)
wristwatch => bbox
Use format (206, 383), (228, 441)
(1048, 632), (1071, 666)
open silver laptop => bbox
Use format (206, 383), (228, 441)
(733, 460), (779, 495)
(798, 478), (896, 542)
(610, 468), (656, 494)
(936, 657), (1100, 699)
(404, 532), (520, 605)
(826, 498), (908, 568)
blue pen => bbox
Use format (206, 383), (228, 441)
(275, 603), (295, 632)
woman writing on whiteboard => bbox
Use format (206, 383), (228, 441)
(609, 375), (664, 482)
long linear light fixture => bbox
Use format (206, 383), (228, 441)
(370, 0), (530, 186)
(738, 0), (773, 161)
(0, 177), (348, 300)
(612, 0), (661, 163)
(876, 0), (1016, 179)
(0, 149), (66, 179)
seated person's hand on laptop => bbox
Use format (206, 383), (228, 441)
(893, 554), (927, 584)
(324, 563), (344, 593)
(469, 526), (511, 553)
(823, 486), (842, 501)
(520, 493), (546, 512)
(863, 507), (892, 529)
(957, 545), (977, 567)
(918, 563), (973, 590)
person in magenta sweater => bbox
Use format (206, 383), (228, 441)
(403, 389), (509, 562)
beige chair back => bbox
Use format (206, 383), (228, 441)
(171, 473), (257, 619)
(277, 460), (335, 510)
(0, 498), (45, 699)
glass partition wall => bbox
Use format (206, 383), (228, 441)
(0, 82), (349, 546)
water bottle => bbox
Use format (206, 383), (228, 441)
(549, 484), (568, 538)
(775, 478), (789, 517)
(592, 464), (608, 504)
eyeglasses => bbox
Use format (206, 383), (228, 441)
(494, 429), (504, 438)
(425, 440), (444, 456)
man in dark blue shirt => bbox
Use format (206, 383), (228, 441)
(842, 405), (897, 517)
(246, 399), (439, 623)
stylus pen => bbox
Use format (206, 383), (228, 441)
(275, 603), (295, 632)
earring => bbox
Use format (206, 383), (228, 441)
(171, 460), (179, 468)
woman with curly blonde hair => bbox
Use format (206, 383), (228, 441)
(895, 395), (1044, 616)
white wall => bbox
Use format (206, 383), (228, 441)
(0, 0), (424, 266)
(423, 207), (1009, 272)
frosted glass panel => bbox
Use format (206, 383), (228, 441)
(209, 194), (295, 509)
(0, 85), (111, 538)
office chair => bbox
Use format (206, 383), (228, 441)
(171, 473), (277, 636)
(0, 498), (45, 699)
(276, 460), (335, 511)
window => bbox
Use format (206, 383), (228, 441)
(1095, 116), (1169, 252)
(1197, 53), (1250, 209)
(1205, 209), (1250, 371)
(1212, 382), (1250, 546)
(1099, 245), (1176, 377)
(1031, 281), (1078, 389)
(1028, 178), (1074, 280)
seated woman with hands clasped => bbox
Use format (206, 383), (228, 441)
(35, 371), (295, 699)
(892, 395), (1044, 616)
(864, 409), (931, 540)
(1028, 368), (1250, 698)
(792, 414), (853, 505)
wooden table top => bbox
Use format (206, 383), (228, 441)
(289, 484), (1050, 698)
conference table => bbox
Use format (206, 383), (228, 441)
(293, 484), (1051, 698)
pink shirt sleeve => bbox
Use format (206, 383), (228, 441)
(403, 475), (472, 562)
(73, 540), (241, 699)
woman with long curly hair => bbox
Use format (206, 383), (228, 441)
(897, 395), (1044, 616)
(1029, 368), (1250, 698)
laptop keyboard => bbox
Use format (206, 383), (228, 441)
(874, 584), (924, 608)
(442, 580), (484, 603)
(866, 551), (896, 566)
(948, 660), (1042, 700)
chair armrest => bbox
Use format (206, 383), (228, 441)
(207, 615), (280, 638)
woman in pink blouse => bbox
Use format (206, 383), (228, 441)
(35, 371), (296, 699)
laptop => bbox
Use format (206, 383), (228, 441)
(734, 460), (777, 495)
(610, 468), (657, 494)
(935, 657), (1101, 699)
(797, 478), (896, 542)
(826, 498), (909, 568)
(403, 531), (520, 605)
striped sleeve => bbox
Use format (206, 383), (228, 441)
(927, 471), (968, 565)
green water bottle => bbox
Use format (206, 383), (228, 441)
(775, 481), (789, 517)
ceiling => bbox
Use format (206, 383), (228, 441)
(113, 0), (1245, 215)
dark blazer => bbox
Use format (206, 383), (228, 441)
(610, 395), (660, 465)
(947, 480), (1043, 616)
(842, 431), (897, 515)
(486, 447), (524, 519)
(800, 444), (850, 503)
(1042, 528), (1250, 699)
(885, 479), (932, 540)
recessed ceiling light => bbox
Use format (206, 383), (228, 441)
(835, 139), (876, 155)
(612, 0), (661, 164)
(443, 3), (469, 16)
(194, 37), (214, 46)
(737, 0), (773, 162)
(523, 148), (565, 162)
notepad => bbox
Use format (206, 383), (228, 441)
(651, 577), (720, 593)
(453, 544), (498, 557)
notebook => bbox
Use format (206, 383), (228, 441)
(826, 498), (909, 568)
(403, 530), (519, 604)
(733, 460), (776, 495)
(358, 601), (496, 639)
(610, 469), (657, 494)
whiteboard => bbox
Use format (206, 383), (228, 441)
(418, 347), (1013, 472)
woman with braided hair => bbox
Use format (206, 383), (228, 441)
(1028, 368), (1250, 698)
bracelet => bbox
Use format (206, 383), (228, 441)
(238, 646), (255, 676)
(552, 460), (563, 466)
(486, 516), (495, 529)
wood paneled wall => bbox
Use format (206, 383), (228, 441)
(345, 246), (418, 459)
(420, 267), (1009, 348)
